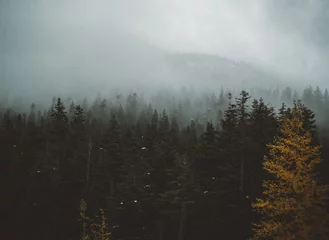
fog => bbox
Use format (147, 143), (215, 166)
(1, 0), (329, 102)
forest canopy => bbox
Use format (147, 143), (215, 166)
(2, 85), (329, 240)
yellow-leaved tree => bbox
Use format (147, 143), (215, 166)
(79, 199), (111, 240)
(251, 102), (329, 240)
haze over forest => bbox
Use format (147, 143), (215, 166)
(3, 1), (329, 240)
(1, 0), (329, 102)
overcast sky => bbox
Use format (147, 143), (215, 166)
(1, 0), (329, 97)
(107, 0), (329, 78)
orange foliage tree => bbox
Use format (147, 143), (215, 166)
(251, 102), (329, 240)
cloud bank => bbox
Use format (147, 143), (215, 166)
(1, 0), (329, 99)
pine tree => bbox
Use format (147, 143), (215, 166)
(92, 114), (124, 227)
(72, 105), (86, 125)
(251, 104), (329, 240)
(151, 110), (158, 131)
(221, 93), (237, 131)
(278, 103), (291, 126)
(187, 120), (198, 148)
(51, 98), (68, 123)
(46, 98), (69, 172)
(99, 99), (108, 124)
(69, 105), (87, 186)
(28, 103), (36, 126)
(219, 93), (239, 187)
(298, 101), (317, 139)
(196, 122), (220, 192)
(170, 116), (180, 150)
(125, 93), (138, 125)
(248, 98), (277, 199)
(159, 154), (195, 240)
(69, 101), (75, 119)
(235, 90), (251, 192)
(159, 109), (170, 133)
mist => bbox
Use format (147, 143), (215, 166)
(1, 0), (329, 101)
(3, 2), (329, 239)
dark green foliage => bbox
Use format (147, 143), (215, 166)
(3, 86), (329, 240)
(51, 98), (68, 123)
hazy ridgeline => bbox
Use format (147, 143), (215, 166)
(1, 84), (329, 128)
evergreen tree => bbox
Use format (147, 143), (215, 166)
(159, 154), (195, 240)
(125, 93), (138, 125)
(159, 109), (170, 133)
(28, 103), (36, 126)
(70, 105), (87, 182)
(248, 98), (277, 199)
(5, 85), (329, 240)
(151, 110), (158, 131)
(72, 105), (86, 125)
(91, 114), (124, 236)
(47, 98), (69, 171)
(69, 101), (75, 118)
(278, 103), (291, 125)
(251, 104), (329, 240)
(51, 98), (68, 123)
(235, 90), (251, 192)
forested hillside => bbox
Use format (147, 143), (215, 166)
(1, 85), (329, 240)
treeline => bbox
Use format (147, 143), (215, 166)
(1, 86), (329, 240)
(3, 85), (329, 128)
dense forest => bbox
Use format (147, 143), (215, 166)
(2, 85), (329, 240)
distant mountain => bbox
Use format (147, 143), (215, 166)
(161, 53), (282, 89)
(3, 23), (285, 100)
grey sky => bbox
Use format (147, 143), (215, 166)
(115, 0), (329, 78)
(1, 0), (329, 99)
